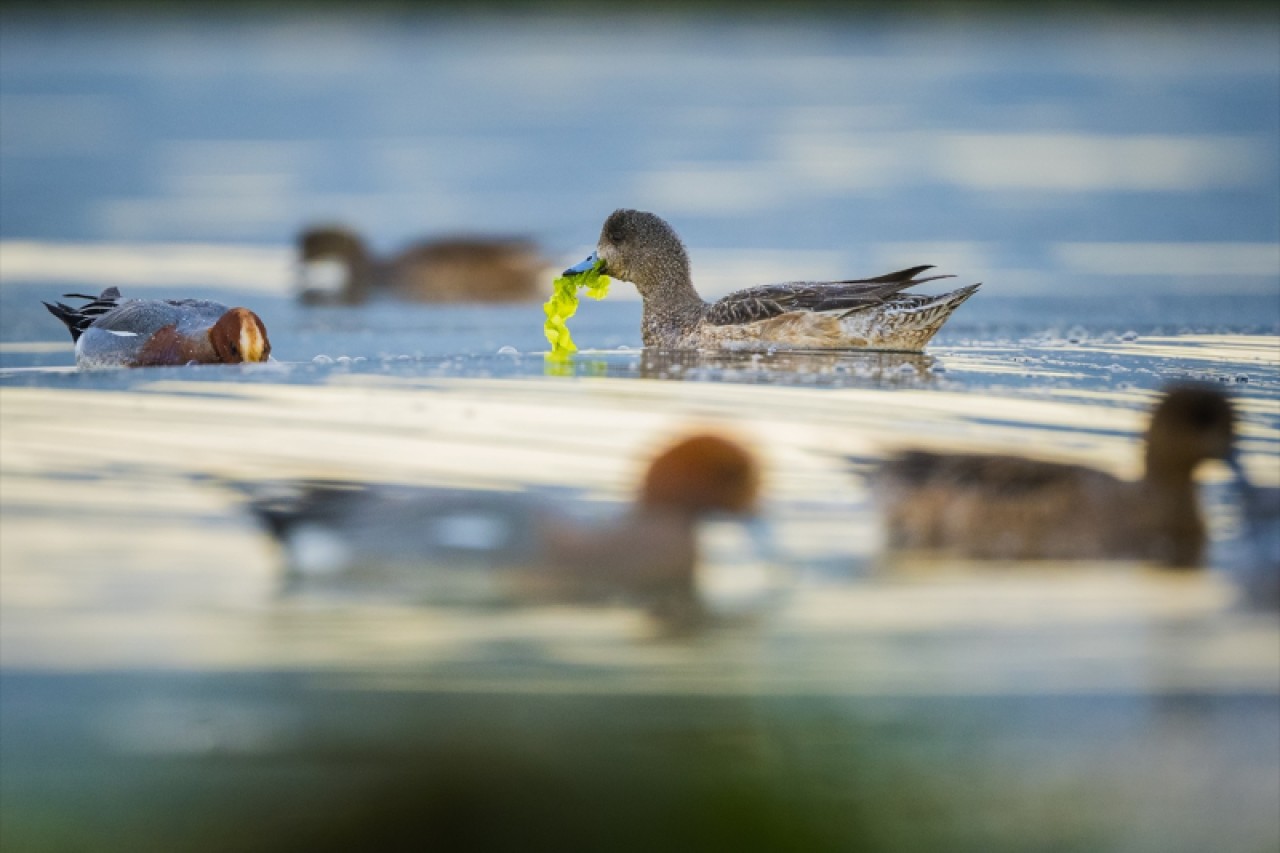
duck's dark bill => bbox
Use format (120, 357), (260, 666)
(562, 252), (598, 276)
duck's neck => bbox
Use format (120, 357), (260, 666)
(637, 274), (706, 347)
(1141, 452), (1205, 568)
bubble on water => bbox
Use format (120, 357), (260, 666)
(898, 362), (916, 374)
(766, 346), (779, 355)
(396, 354), (413, 362)
(312, 354), (333, 365)
(932, 365), (947, 373)
(497, 346), (519, 355)
(1109, 363), (1126, 372)
(1235, 374), (1250, 383)
(615, 345), (632, 352)
(352, 356), (368, 364)
(1121, 330), (1139, 342)
(1066, 325), (1088, 344)
(335, 356), (352, 365)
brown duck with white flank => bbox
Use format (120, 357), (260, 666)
(296, 225), (546, 305)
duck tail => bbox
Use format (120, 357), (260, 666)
(934, 282), (981, 312)
(42, 287), (123, 342)
(909, 283), (981, 338)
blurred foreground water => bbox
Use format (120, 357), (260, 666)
(2, 7), (1279, 851)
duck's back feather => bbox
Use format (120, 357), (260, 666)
(703, 266), (954, 327)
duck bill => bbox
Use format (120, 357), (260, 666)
(1226, 447), (1257, 499)
(562, 251), (599, 277)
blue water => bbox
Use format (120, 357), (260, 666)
(1, 11), (1278, 852)
(2, 11), (1278, 295)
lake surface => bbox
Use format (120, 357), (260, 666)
(1, 8), (1278, 851)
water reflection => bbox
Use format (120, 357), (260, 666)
(632, 348), (938, 387)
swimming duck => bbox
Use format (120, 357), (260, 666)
(873, 385), (1238, 568)
(44, 287), (271, 368)
(562, 209), (980, 352)
(297, 225), (547, 306)
(246, 433), (763, 617)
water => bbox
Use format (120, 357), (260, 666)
(1, 8), (1278, 851)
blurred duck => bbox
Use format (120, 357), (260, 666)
(563, 209), (979, 352)
(875, 385), (1238, 568)
(247, 433), (763, 616)
(296, 225), (547, 305)
(44, 287), (271, 368)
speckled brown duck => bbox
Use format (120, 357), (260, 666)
(562, 209), (980, 352)
(296, 225), (546, 306)
(874, 385), (1239, 568)
(44, 287), (271, 368)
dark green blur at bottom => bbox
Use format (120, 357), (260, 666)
(4, 673), (1277, 852)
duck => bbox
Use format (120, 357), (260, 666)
(43, 287), (271, 368)
(245, 433), (766, 619)
(872, 384), (1239, 568)
(562, 209), (980, 352)
(296, 224), (547, 306)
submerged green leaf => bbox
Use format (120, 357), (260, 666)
(544, 260), (611, 358)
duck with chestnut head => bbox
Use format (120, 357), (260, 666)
(44, 287), (271, 368)
(246, 432), (765, 617)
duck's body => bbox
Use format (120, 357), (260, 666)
(874, 386), (1239, 568)
(246, 434), (762, 615)
(297, 226), (546, 306)
(44, 287), (271, 368)
(565, 210), (979, 352)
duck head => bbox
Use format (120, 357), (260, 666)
(1144, 384), (1237, 481)
(640, 433), (760, 517)
(565, 210), (691, 301)
(209, 307), (272, 363)
(297, 226), (373, 305)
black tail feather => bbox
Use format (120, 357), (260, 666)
(42, 287), (123, 342)
(860, 265), (936, 284)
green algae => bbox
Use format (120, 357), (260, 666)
(544, 260), (611, 358)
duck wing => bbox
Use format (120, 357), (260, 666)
(704, 265), (953, 326)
